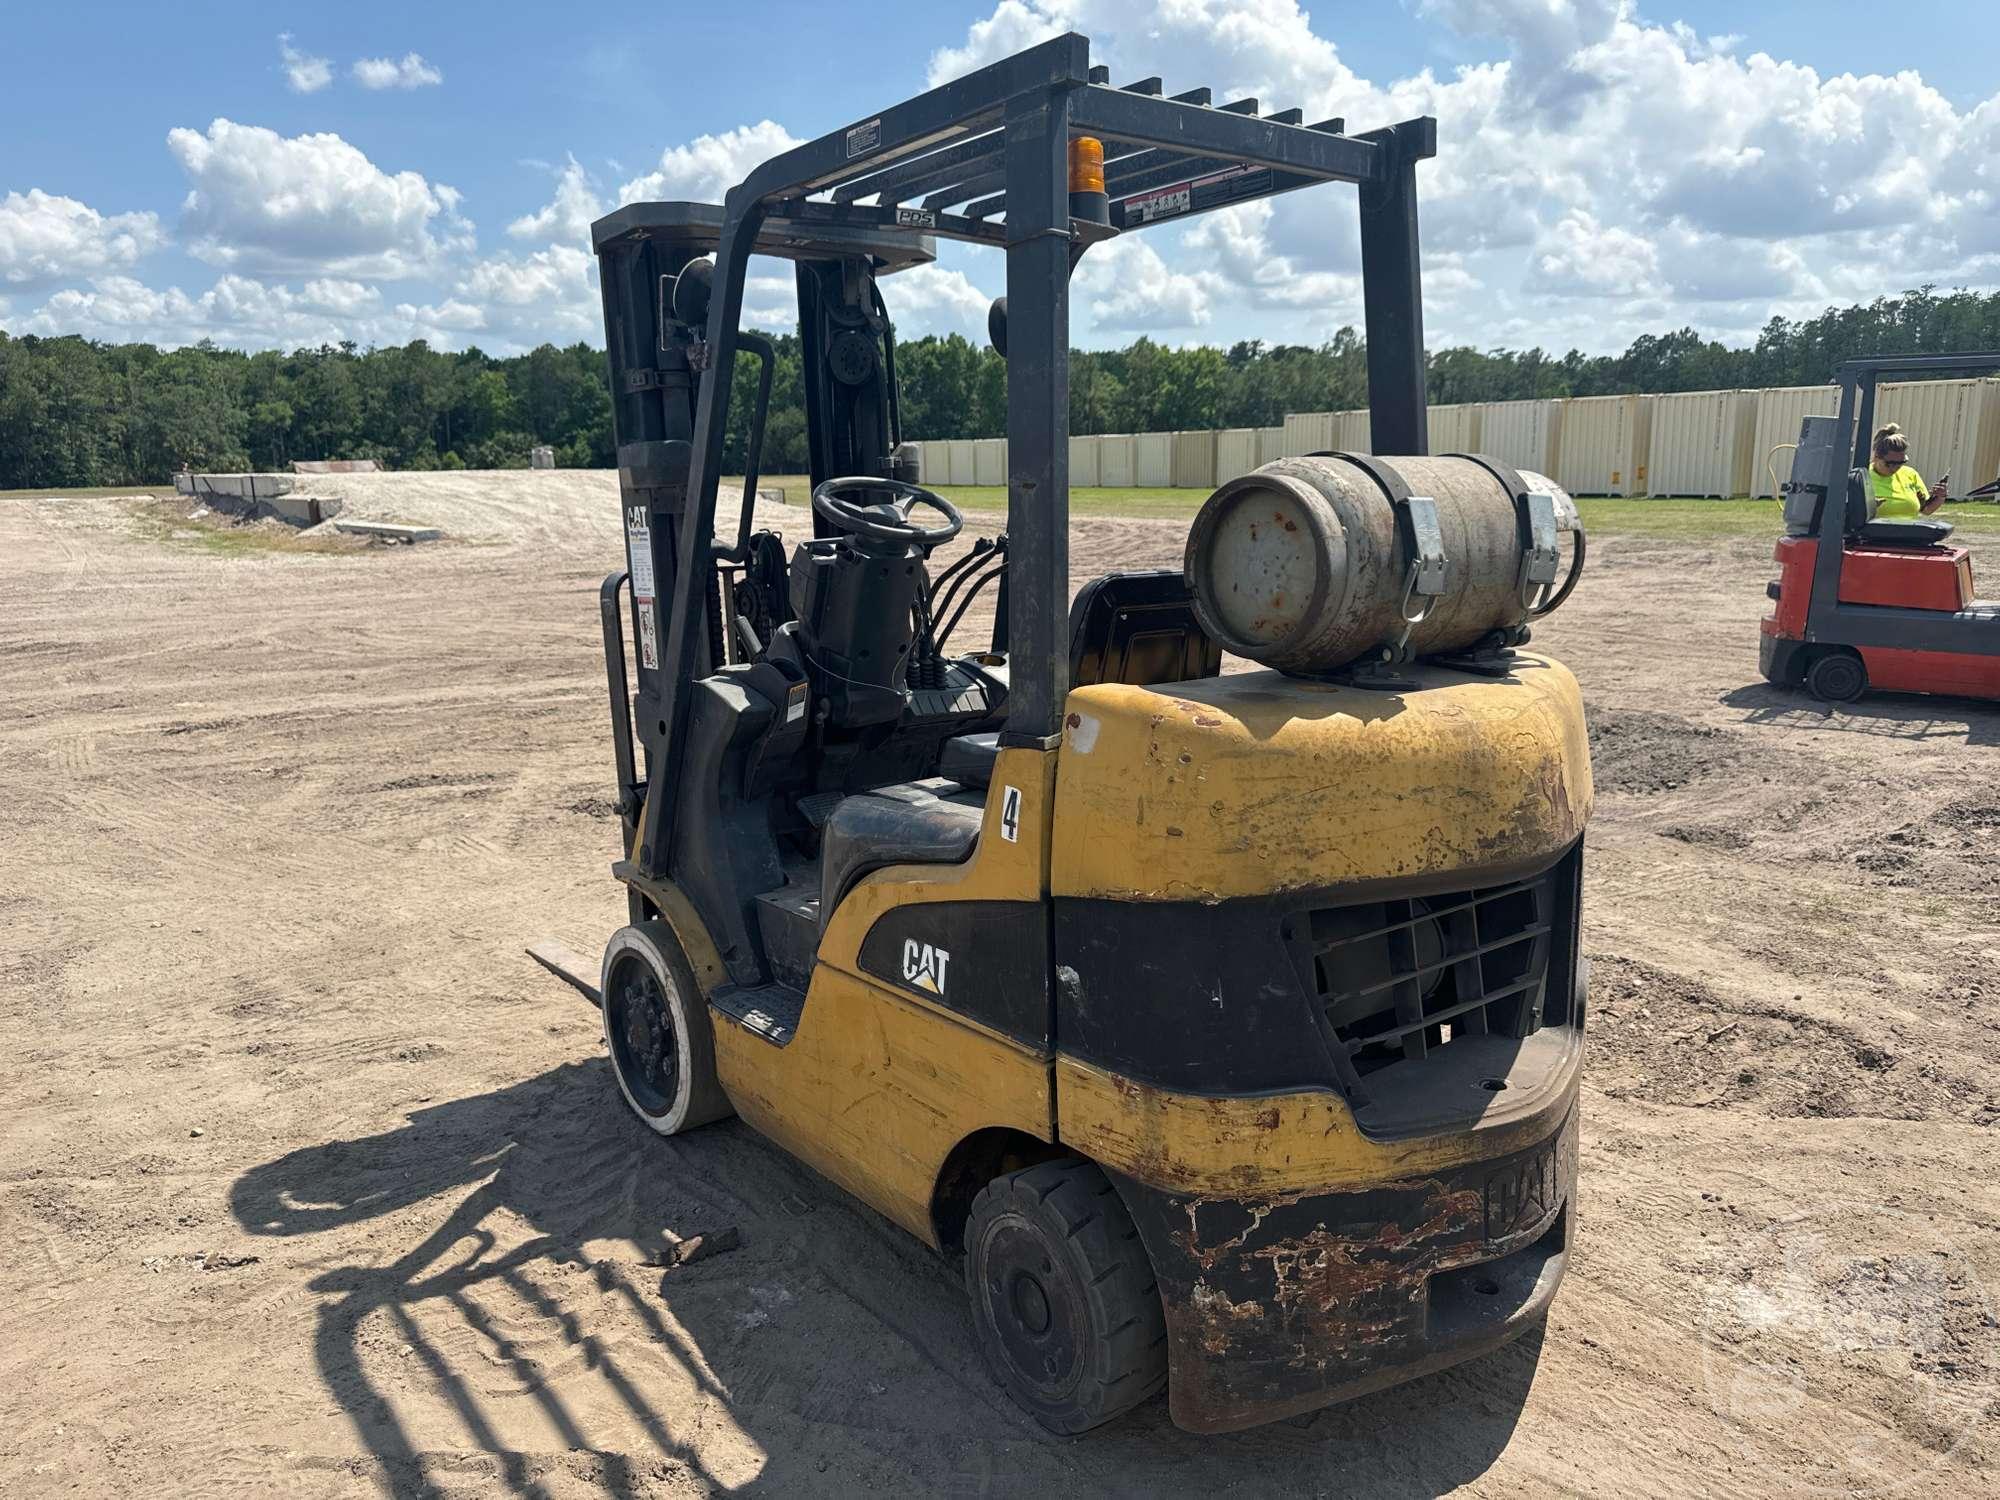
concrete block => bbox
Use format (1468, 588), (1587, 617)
(333, 519), (442, 543)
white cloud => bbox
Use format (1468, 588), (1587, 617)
(1529, 210), (1664, 299)
(459, 244), (599, 345)
(167, 119), (473, 279)
(7, 272), (490, 351)
(618, 121), (803, 205)
(352, 53), (444, 90)
(508, 157), (603, 243)
(881, 264), (994, 332)
(1073, 234), (1215, 331)
(278, 33), (332, 95)
(300, 278), (382, 315)
(0, 189), (166, 287)
(930, 0), (2000, 352)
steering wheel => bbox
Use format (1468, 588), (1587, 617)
(812, 476), (963, 547)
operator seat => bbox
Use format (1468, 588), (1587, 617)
(1845, 468), (1955, 546)
(1858, 517), (1954, 547)
(1069, 570), (1222, 687)
(818, 778), (984, 929)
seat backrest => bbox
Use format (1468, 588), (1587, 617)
(1069, 570), (1223, 689)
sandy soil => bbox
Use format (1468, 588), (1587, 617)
(2, 480), (1996, 1498)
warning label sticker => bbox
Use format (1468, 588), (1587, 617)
(1125, 184), (1191, 225)
(637, 604), (659, 671)
(625, 506), (655, 598)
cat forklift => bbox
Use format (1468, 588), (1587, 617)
(1762, 354), (2000, 703)
(584, 33), (1592, 1434)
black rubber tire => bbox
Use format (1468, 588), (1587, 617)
(963, 1158), (1167, 1434)
(1806, 649), (1868, 704)
(599, 921), (733, 1135)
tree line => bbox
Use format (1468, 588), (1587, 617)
(3, 285), (1997, 490)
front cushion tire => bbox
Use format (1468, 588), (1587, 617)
(1806, 649), (1868, 704)
(599, 922), (732, 1135)
(964, 1158), (1167, 1433)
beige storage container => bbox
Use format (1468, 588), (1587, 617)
(1647, 389), (1758, 497)
(1068, 434), (1101, 487)
(1475, 399), (1564, 476)
(1558, 394), (1653, 497)
(1099, 434), (1136, 487)
(1335, 409), (1372, 454)
(1215, 428), (1262, 483)
(944, 438), (976, 486)
(1170, 429), (1218, 488)
(1750, 386), (1839, 497)
(1135, 431), (1173, 487)
(972, 437), (1007, 487)
(1282, 411), (1337, 456)
(1877, 378), (2000, 496)
(1258, 426), (1286, 464)
(1427, 403), (1483, 455)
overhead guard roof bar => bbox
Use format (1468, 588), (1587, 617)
(722, 32), (1397, 223)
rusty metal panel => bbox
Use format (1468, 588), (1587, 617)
(1750, 385), (1839, 497)
(1136, 431), (1173, 487)
(1098, 433), (1136, 486)
(1878, 377), (2000, 494)
(1068, 434), (1101, 487)
(1170, 429), (1218, 488)
(1646, 389), (1758, 497)
(1557, 394), (1652, 497)
(1475, 399), (1563, 476)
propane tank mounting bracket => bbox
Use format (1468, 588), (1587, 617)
(1517, 491), (1561, 611)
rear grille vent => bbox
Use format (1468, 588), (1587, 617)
(1294, 850), (1580, 1086)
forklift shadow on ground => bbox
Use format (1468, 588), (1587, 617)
(229, 1058), (1543, 1496)
(1721, 681), (2000, 747)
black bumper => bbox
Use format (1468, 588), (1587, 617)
(1112, 1105), (1578, 1433)
(1761, 630), (1805, 686)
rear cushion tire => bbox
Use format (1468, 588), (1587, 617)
(599, 922), (733, 1135)
(1806, 650), (1868, 704)
(964, 1158), (1167, 1434)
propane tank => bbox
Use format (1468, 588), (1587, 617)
(1183, 454), (1580, 675)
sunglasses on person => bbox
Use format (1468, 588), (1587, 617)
(1880, 456), (1906, 468)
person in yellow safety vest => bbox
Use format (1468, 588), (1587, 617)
(1868, 422), (1949, 518)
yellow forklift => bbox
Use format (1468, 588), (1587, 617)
(584, 33), (1592, 1434)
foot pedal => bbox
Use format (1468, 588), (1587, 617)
(711, 981), (806, 1047)
(797, 790), (843, 829)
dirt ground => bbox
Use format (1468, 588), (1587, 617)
(2, 473), (1996, 1498)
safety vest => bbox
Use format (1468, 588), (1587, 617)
(1870, 464), (1928, 519)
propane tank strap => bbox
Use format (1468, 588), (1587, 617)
(1319, 452), (1449, 600)
(1449, 451), (1561, 623)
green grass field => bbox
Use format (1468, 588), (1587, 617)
(15, 476), (2000, 543)
(0, 484), (181, 501)
(761, 476), (2000, 539)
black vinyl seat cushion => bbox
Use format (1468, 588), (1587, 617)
(940, 731), (1001, 789)
(819, 778), (984, 924)
(1858, 517), (1954, 547)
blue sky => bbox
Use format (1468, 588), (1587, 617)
(4, 1), (1998, 356)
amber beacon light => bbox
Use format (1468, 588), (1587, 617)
(1068, 135), (1110, 224)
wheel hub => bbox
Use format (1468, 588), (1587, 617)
(980, 1219), (1083, 1396)
(607, 957), (678, 1116)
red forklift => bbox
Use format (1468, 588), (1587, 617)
(1761, 354), (2000, 703)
